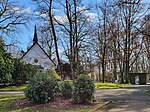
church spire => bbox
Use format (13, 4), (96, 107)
(33, 25), (38, 44)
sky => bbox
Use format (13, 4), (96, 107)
(3, 0), (150, 52)
(4, 0), (96, 51)
(3, 0), (36, 51)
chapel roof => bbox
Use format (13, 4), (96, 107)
(20, 26), (56, 66)
(33, 25), (38, 43)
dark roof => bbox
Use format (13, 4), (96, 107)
(20, 26), (56, 66)
(20, 42), (56, 66)
(33, 25), (38, 43)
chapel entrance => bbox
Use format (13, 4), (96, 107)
(129, 73), (147, 85)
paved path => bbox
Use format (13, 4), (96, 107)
(95, 85), (150, 112)
(1, 85), (150, 111)
(0, 91), (24, 95)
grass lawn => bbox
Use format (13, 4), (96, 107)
(0, 82), (128, 112)
(0, 85), (27, 91)
(0, 83), (131, 91)
(0, 94), (109, 112)
(95, 82), (131, 89)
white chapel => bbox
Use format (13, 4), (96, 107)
(20, 26), (55, 70)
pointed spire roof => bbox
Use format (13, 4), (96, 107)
(33, 25), (38, 44)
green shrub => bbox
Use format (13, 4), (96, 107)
(46, 68), (61, 81)
(12, 59), (27, 85)
(12, 59), (39, 85)
(60, 80), (73, 99)
(72, 74), (95, 104)
(25, 64), (40, 81)
(0, 40), (13, 85)
(24, 73), (59, 103)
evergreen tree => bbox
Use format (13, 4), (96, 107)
(0, 37), (13, 85)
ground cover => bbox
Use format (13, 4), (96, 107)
(0, 94), (109, 112)
(0, 83), (131, 91)
(95, 82), (131, 89)
(0, 84), (27, 91)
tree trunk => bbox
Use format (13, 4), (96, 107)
(49, 0), (61, 75)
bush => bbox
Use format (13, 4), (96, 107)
(25, 64), (40, 81)
(12, 59), (39, 85)
(60, 80), (73, 99)
(24, 73), (59, 103)
(0, 42), (13, 85)
(72, 74), (95, 104)
(12, 59), (27, 85)
(46, 68), (61, 81)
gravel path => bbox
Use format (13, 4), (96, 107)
(95, 85), (150, 112)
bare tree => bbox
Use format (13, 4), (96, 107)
(53, 0), (90, 79)
(33, 0), (62, 74)
(38, 24), (54, 59)
(90, 0), (111, 82)
(32, 0), (149, 82)
(110, 0), (147, 83)
(0, 0), (29, 36)
(89, 0), (149, 83)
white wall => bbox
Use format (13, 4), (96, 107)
(21, 43), (54, 70)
